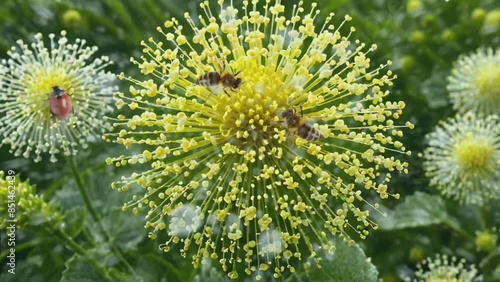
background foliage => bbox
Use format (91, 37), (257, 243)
(0, 0), (499, 281)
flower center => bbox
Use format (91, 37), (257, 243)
(214, 62), (291, 146)
(21, 68), (73, 116)
(474, 63), (500, 100)
(454, 134), (493, 173)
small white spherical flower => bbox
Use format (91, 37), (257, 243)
(407, 254), (481, 282)
(0, 31), (117, 162)
(447, 47), (500, 116)
(423, 112), (500, 205)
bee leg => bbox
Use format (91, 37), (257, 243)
(202, 91), (212, 102)
(224, 89), (230, 96)
(300, 105), (304, 117)
(220, 60), (227, 73)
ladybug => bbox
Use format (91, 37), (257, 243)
(49, 86), (73, 119)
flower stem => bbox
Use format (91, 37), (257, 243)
(104, 0), (142, 43)
(443, 218), (474, 241)
(50, 228), (112, 282)
(68, 156), (102, 223)
(422, 46), (451, 69)
(67, 155), (138, 278)
(138, 252), (184, 282)
(0, 239), (41, 259)
(479, 206), (488, 230)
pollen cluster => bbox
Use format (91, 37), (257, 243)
(105, 0), (412, 279)
(0, 31), (117, 162)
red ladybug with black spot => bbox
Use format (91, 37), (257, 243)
(49, 86), (73, 119)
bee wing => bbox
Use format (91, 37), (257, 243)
(275, 109), (289, 127)
(305, 119), (325, 140)
(207, 85), (225, 96)
(276, 109), (286, 118)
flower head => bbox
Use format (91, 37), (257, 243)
(105, 0), (412, 278)
(423, 112), (500, 205)
(406, 254), (480, 282)
(447, 47), (500, 116)
(0, 31), (117, 162)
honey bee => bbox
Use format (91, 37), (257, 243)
(280, 106), (323, 141)
(196, 66), (242, 95)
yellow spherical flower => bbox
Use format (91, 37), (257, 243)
(447, 47), (500, 116)
(423, 112), (500, 205)
(0, 31), (117, 162)
(105, 0), (412, 278)
(407, 254), (480, 282)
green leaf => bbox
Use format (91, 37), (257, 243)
(61, 255), (105, 282)
(100, 203), (145, 251)
(64, 207), (87, 238)
(378, 192), (448, 230)
(301, 239), (379, 282)
(0, 259), (46, 282)
(129, 252), (185, 282)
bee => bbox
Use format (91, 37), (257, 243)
(48, 86), (73, 119)
(280, 106), (323, 142)
(196, 66), (242, 95)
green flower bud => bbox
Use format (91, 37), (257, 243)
(407, 0), (423, 15)
(401, 56), (416, 72)
(440, 28), (456, 43)
(0, 171), (63, 230)
(409, 246), (426, 263)
(471, 8), (486, 24)
(423, 14), (438, 29)
(475, 230), (497, 252)
(482, 9), (500, 34)
(410, 30), (426, 44)
(62, 9), (84, 29)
